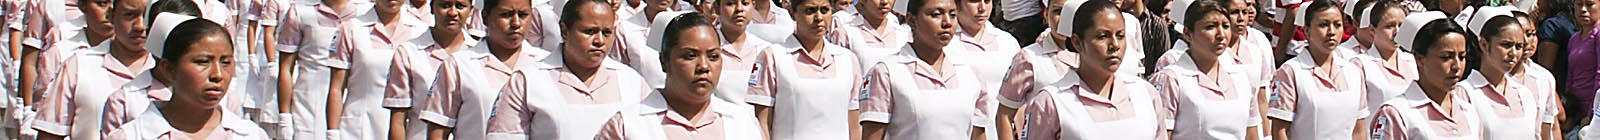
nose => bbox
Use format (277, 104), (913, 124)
(207, 61), (227, 83)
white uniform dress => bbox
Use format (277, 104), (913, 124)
(334, 8), (428, 140)
(747, 36), (863, 140)
(276, 2), (372, 139)
(1458, 71), (1541, 139)
(1268, 50), (1370, 140)
(860, 45), (993, 140)
(1150, 50), (1262, 140)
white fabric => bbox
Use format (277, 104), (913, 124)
(875, 46), (988, 139)
(1357, 47), (1418, 114)
(336, 21), (398, 140)
(1003, 39), (1070, 108)
(1459, 72), (1541, 139)
(119, 104), (270, 140)
(520, 58), (642, 140)
(623, 92), (765, 140)
(1159, 50), (1261, 140)
(763, 43), (860, 140)
(66, 44), (118, 140)
(1001, 0), (1041, 21)
(1051, 72), (1161, 139)
(1393, 11), (1448, 52)
(432, 41), (551, 140)
(1371, 83), (1483, 139)
(1271, 51), (1370, 140)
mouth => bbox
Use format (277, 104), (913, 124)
(938, 31), (953, 41)
(734, 16), (747, 25)
(203, 87), (226, 100)
(586, 48), (606, 57)
(693, 77), (714, 87)
(1106, 56), (1122, 65)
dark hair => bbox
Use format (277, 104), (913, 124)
(1479, 16), (1523, 40)
(161, 19), (232, 60)
(1182, 0), (1228, 29)
(1368, 0), (1403, 23)
(1411, 19), (1477, 79)
(1545, 0), (1575, 19)
(1148, 0), (1171, 15)
(658, 12), (716, 62)
(1302, 0), (1343, 26)
(145, 0), (203, 24)
(561, 0), (616, 26)
(790, 0), (813, 10)
(1072, 0), (1122, 37)
(1512, 10), (1532, 23)
(905, 0), (956, 14)
(1350, 0), (1376, 19)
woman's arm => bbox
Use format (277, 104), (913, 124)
(862, 122), (887, 140)
(1271, 119), (1291, 140)
(388, 108), (409, 140)
(327, 68), (348, 130)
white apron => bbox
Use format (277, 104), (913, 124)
(713, 53), (753, 108)
(289, 25), (341, 140)
(1461, 73), (1540, 140)
(1007, 42), (1068, 107)
(68, 46), (117, 140)
(623, 93), (765, 140)
(846, 42), (905, 69)
(338, 24), (398, 140)
(1282, 55), (1368, 140)
(767, 45), (858, 140)
(1165, 54), (1258, 139)
(880, 60), (985, 140)
(1048, 73), (1160, 139)
(522, 61), (643, 139)
(1360, 51), (1418, 114)
(442, 43), (547, 140)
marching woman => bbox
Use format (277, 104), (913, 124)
(33, 0), (157, 139)
(620, 11), (766, 140)
(323, 0), (430, 137)
(995, 0), (1078, 135)
(481, 0), (654, 138)
(271, 0), (370, 138)
(1267, 0), (1372, 139)
(746, 0), (864, 138)
(744, 0), (795, 42)
(1015, 0), (1163, 139)
(838, 0), (909, 69)
(858, 0), (993, 138)
(951, 0), (1018, 138)
(1355, 0), (1417, 114)
(382, 0), (476, 139)
(1460, 6), (1553, 140)
(1150, 0), (1264, 139)
(97, 2), (207, 138)
(101, 16), (270, 140)
(1366, 11), (1485, 140)
(1508, 11), (1565, 139)
(709, 0), (779, 108)
(418, 0), (554, 138)
(611, 0), (676, 89)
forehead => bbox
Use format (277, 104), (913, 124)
(115, 0), (148, 9)
(674, 27), (721, 49)
(187, 35), (236, 55)
(575, 4), (617, 21)
(492, 0), (534, 10)
(435, 0), (469, 4)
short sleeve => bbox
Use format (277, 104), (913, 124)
(1267, 69), (1299, 122)
(973, 76), (994, 128)
(275, 7), (303, 53)
(1147, 72), (1181, 129)
(255, 0), (283, 26)
(998, 51), (1035, 108)
(1020, 93), (1061, 140)
(418, 59), (463, 127)
(745, 51), (776, 106)
(383, 50), (417, 108)
(858, 63), (896, 124)
(326, 27), (356, 69)
(32, 61), (78, 136)
(98, 91), (130, 139)
(484, 72), (533, 140)
(849, 55), (865, 110)
(1368, 106), (1409, 140)
(1542, 93), (1561, 123)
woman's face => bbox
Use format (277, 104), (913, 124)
(1580, 0), (1596, 27)
(1369, 9), (1404, 51)
(1186, 13), (1234, 59)
(165, 34), (236, 109)
(647, 0), (676, 18)
(1073, 13), (1128, 75)
(858, 0), (892, 20)
(791, 0), (834, 40)
(718, 0), (754, 30)
(1520, 17), (1538, 62)
(485, 0), (534, 49)
(1480, 25), (1527, 76)
(378, 0), (405, 15)
(1305, 8), (1344, 57)
(81, 0), (115, 37)
(1227, 0), (1250, 36)
(431, 0), (473, 33)
(562, 3), (618, 69)
(663, 26), (724, 98)
(111, 0), (149, 50)
(1043, 0), (1067, 31)
(908, 0), (960, 47)
(1416, 33), (1468, 92)
(957, 0), (993, 30)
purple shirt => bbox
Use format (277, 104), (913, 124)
(1566, 27), (1600, 116)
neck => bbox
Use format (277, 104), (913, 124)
(961, 22), (984, 36)
(1423, 84), (1453, 109)
(378, 9), (401, 26)
(324, 0), (349, 10)
(86, 27), (109, 46)
(1311, 48), (1335, 68)
(110, 43), (150, 67)
(1512, 61), (1528, 76)
(663, 90), (711, 121)
(432, 30), (467, 51)
(862, 12), (888, 29)
(912, 42), (945, 67)
(1079, 68), (1117, 97)
(1190, 51), (1221, 76)
(721, 29), (746, 49)
(160, 102), (221, 133)
(487, 39), (522, 63)
(798, 35), (825, 52)
(564, 61), (601, 83)
(1486, 71), (1508, 90)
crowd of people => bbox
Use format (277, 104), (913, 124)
(0, 0), (1597, 138)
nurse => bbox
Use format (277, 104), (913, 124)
(858, 0), (992, 138)
(995, 0), (1076, 134)
(271, 0), (369, 138)
(952, 0), (1018, 138)
(102, 17), (270, 140)
(620, 11), (765, 140)
(839, 0), (909, 69)
(96, 3), (204, 138)
(709, 0), (779, 107)
(1366, 11), (1484, 140)
(382, 0), (475, 139)
(324, 0), (429, 138)
(746, 0), (864, 138)
(481, 0), (653, 138)
(1016, 0), (1162, 139)
(418, 0), (553, 138)
(1267, 0), (1372, 139)
(611, 0), (674, 89)
(744, 0), (795, 42)
(1355, 0), (1417, 113)
(33, 0), (156, 139)
(1461, 6), (1548, 140)
(1150, 0), (1263, 139)
(1509, 11), (1564, 139)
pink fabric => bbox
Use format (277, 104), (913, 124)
(382, 36), (454, 109)
(1267, 62), (1366, 117)
(1149, 65), (1263, 123)
(1514, 61), (1561, 123)
(482, 67), (650, 140)
(840, 13), (906, 49)
(275, 2), (363, 69)
(859, 56), (992, 124)
(1468, 81), (1528, 118)
(1019, 78), (1162, 140)
(418, 47), (539, 126)
(997, 49), (1075, 108)
(746, 43), (864, 107)
(654, 104), (727, 140)
(98, 81), (171, 139)
(1368, 97), (1478, 139)
(34, 50), (154, 135)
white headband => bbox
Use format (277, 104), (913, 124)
(1292, 1), (1312, 26)
(145, 13), (199, 59)
(646, 11), (694, 48)
(1359, 5), (1374, 28)
(1168, 0), (1196, 26)
(1053, 0), (1090, 36)
(1393, 11), (1447, 51)
(1344, 0), (1362, 20)
(1467, 6), (1517, 37)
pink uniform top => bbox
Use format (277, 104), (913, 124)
(34, 41), (155, 138)
(248, 0), (286, 26)
(275, 1), (369, 69)
(711, 32), (775, 105)
(622, 91), (765, 140)
(859, 45), (993, 139)
(748, 37), (864, 106)
(1367, 83), (1484, 140)
(745, 36), (864, 139)
(1149, 51), (1263, 139)
(1458, 72), (1541, 139)
(1354, 47), (1420, 114)
(1019, 72), (1163, 140)
(1268, 50), (1370, 140)
(98, 73), (173, 139)
(104, 105), (270, 140)
(955, 23), (1023, 94)
(192, 0), (234, 31)
(1236, 27), (1278, 86)
(998, 39), (1077, 108)
(744, 2), (794, 42)
(839, 13), (909, 49)
(33, 32), (98, 97)
(1515, 60), (1562, 123)
(418, 41), (551, 140)
(383, 32), (472, 109)
(483, 58), (651, 140)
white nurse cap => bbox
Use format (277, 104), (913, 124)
(1466, 6), (1516, 37)
(1393, 11), (1447, 51)
(1053, 0), (1090, 36)
(145, 13), (199, 59)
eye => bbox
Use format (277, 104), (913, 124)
(708, 51), (722, 61)
(681, 51), (700, 60)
